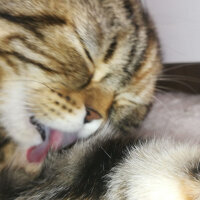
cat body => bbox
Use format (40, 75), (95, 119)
(0, 1), (167, 198)
(0, 0), (161, 164)
(0, 128), (200, 200)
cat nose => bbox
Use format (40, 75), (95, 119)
(84, 107), (102, 123)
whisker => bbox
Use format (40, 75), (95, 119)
(159, 74), (200, 83)
(156, 85), (176, 92)
(162, 63), (200, 73)
(160, 79), (197, 93)
(155, 87), (170, 93)
(152, 95), (172, 117)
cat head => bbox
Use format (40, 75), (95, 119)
(0, 0), (162, 162)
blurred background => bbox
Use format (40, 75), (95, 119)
(141, 0), (200, 93)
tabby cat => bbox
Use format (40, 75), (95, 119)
(1, 127), (200, 200)
(0, 0), (161, 165)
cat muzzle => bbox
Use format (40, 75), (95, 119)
(27, 116), (78, 163)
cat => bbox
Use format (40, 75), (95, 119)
(0, 127), (16, 171)
(0, 0), (161, 166)
(0, 127), (200, 200)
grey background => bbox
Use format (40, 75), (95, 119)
(142, 0), (200, 63)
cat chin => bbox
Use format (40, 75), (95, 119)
(78, 119), (103, 138)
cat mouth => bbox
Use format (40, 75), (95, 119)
(27, 116), (78, 163)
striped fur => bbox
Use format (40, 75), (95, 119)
(0, 127), (16, 171)
(0, 128), (200, 200)
(0, 0), (161, 167)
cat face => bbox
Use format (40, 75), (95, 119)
(0, 43), (114, 150)
(29, 77), (114, 139)
(0, 0), (161, 157)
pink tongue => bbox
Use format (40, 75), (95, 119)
(27, 130), (63, 163)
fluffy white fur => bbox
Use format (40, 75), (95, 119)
(2, 92), (200, 199)
(103, 92), (200, 200)
(105, 139), (200, 200)
(0, 80), (42, 147)
(0, 77), (100, 148)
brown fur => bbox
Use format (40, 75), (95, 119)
(0, 128), (16, 170)
(1, 131), (200, 200)
(0, 0), (161, 169)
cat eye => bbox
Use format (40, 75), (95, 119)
(84, 107), (102, 123)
